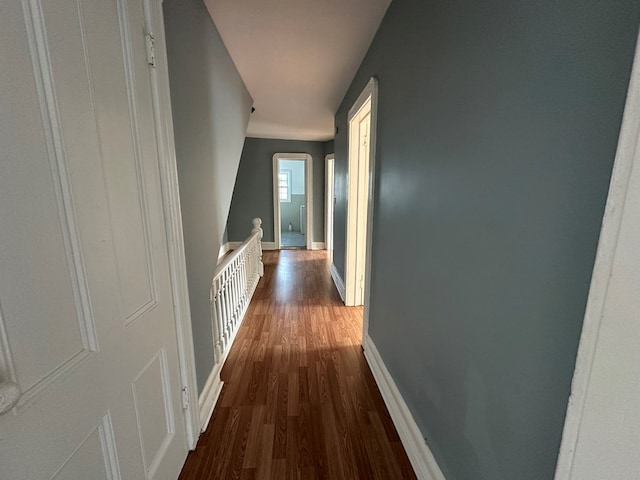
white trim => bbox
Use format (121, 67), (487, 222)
(272, 158), (280, 249)
(554, 34), (640, 480)
(311, 242), (325, 250)
(305, 153), (312, 250)
(344, 77), (378, 346)
(218, 242), (232, 259)
(330, 264), (346, 302)
(325, 154), (335, 261)
(198, 362), (223, 431)
(278, 169), (292, 203)
(363, 336), (446, 480)
(262, 241), (277, 251)
(144, 0), (199, 450)
(272, 153), (313, 250)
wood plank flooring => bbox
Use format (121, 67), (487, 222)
(179, 250), (416, 480)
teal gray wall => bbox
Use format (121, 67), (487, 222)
(333, 1), (640, 479)
(164, 0), (252, 393)
(227, 138), (325, 243)
(323, 139), (335, 157)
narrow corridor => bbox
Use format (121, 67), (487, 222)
(179, 250), (416, 479)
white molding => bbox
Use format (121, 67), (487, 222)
(330, 264), (346, 302)
(272, 158), (281, 249)
(218, 241), (239, 259)
(325, 154), (335, 261)
(272, 153), (313, 250)
(144, 0), (199, 450)
(305, 154), (313, 250)
(311, 242), (325, 250)
(218, 242), (230, 259)
(363, 336), (446, 480)
(198, 363), (223, 431)
(361, 78), (378, 346)
(262, 241), (277, 250)
(14, 0), (98, 412)
(554, 34), (640, 480)
(345, 77), (378, 345)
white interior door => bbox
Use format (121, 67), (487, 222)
(355, 112), (371, 305)
(0, 0), (188, 478)
(346, 98), (372, 306)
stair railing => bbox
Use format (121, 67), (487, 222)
(210, 218), (264, 365)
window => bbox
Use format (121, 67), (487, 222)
(279, 170), (291, 202)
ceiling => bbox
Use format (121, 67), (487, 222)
(204, 0), (392, 141)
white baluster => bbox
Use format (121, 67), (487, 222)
(252, 218), (264, 277)
(209, 218), (265, 365)
(215, 281), (224, 357)
(210, 286), (219, 365)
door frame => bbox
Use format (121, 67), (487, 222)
(345, 77), (378, 342)
(325, 154), (335, 261)
(272, 153), (313, 250)
(554, 35), (640, 479)
(144, 0), (199, 449)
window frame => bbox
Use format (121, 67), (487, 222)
(278, 169), (292, 203)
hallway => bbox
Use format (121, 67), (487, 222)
(179, 250), (416, 479)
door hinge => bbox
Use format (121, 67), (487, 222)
(181, 386), (190, 410)
(145, 33), (156, 68)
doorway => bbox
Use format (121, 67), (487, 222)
(325, 154), (335, 262)
(273, 153), (313, 250)
(345, 78), (378, 341)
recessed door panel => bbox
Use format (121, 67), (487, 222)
(0, 0), (188, 477)
(51, 413), (120, 480)
(132, 351), (174, 478)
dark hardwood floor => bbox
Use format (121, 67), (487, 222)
(179, 250), (416, 479)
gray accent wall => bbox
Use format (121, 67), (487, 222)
(164, 0), (252, 393)
(333, 1), (640, 479)
(323, 139), (335, 157)
(227, 138), (326, 243)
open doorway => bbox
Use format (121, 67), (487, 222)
(345, 78), (378, 340)
(325, 154), (335, 262)
(273, 153), (313, 250)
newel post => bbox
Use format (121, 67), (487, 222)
(251, 218), (264, 277)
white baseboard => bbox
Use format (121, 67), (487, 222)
(262, 241), (276, 250)
(198, 363), (223, 431)
(197, 271), (262, 432)
(330, 263), (346, 303)
(311, 242), (326, 250)
(363, 336), (446, 480)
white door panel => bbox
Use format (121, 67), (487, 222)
(346, 102), (371, 306)
(0, 0), (188, 478)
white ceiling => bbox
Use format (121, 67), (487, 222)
(204, 0), (392, 141)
